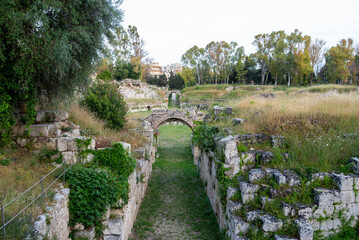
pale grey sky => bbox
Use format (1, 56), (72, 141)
(121, 0), (359, 65)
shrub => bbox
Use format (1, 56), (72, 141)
(97, 70), (112, 81)
(82, 82), (127, 129)
(92, 143), (136, 179)
(192, 121), (219, 152)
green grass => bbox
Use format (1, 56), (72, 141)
(130, 124), (221, 240)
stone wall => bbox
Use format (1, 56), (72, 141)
(193, 135), (359, 240)
(34, 187), (70, 240)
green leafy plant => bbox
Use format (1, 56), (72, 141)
(192, 121), (219, 152)
(82, 82), (127, 130)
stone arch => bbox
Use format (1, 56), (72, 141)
(142, 109), (204, 132)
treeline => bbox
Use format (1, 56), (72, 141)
(181, 29), (359, 86)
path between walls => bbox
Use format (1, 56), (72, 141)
(129, 124), (221, 240)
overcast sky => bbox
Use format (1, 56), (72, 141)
(121, 0), (359, 65)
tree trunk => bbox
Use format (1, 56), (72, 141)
(275, 75), (278, 85)
(265, 71), (269, 85)
(287, 72), (291, 86)
(196, 68), (200, 85)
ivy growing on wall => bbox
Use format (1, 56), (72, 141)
(67, 142), (136, 234)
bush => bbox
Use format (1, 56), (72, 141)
(97, 70), (112, 81)
(147, 74), (167, 87)
(114, 61), (141, 80)
(93, 143), (136, 179)
(82, 82), (127, 129)
(192, 121), (219, 152)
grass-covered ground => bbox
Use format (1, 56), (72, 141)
(183, 84), (359, 173)
(130, 124), (221, 240)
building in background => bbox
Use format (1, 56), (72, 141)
(149, 62), (182, 78)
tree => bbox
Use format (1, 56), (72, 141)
(179, 67), (196, 86)
(0, 0), (122, 143)
(168, 72), (185, 90)
(113, 61), (141, 80)
(325, 38), (355, 84)
(253, 34), (271, 85)
(181, 46), (206, 85)
(147, 74), (167, 87)
(309, 39), (326, 84)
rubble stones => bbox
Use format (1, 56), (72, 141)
(349, 157), (359, 174)
(248, 169), (266, 183)
(270, 136), (286, 148)
(213, 105), (233, 116)
(332, 173), (354, 191)
(295, 218), (314, 240)
(233, 118), (246, 125)
(260, 215), (283, 232)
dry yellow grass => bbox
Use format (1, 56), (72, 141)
(229, 92), (359, 135)
(65, 103), (147, 149)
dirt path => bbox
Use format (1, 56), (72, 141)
(129, 124), (221, 240)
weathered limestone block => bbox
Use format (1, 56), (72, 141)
(233, 118), (246, 125)
(239, 182), (259, 203)
(248, 169), (266, 183)
(227, 187), (238, 202)
(36, 110), (69, 123)
(339, 190), (356, 204)
(33, 137), (57, 150)
(224, 163), (239, 176)
(297, 205), (313, 219)
(120, 142), (131, 153)
(281, 202), (296, 217)
(313, 205), (334, 218)
(246, 210), (263, 222)
(349, 157), (359, 174)
(75, 226), (95, 240)
(226, 200), (242, 216)
(295, 218), (314, 240)
(310, 172), (332, 182)
(260, 215), (283, 232)
(219, 136), (238, 164)
(13, 125), (26, 136)
(273, 172), (287, 186)
(62, 151), (77, 164)
(283, 170), (301, 187)
(314, 188), (335, 206)
(332, 173), (354, 191)
(270, 136), (286, 148)
(213, 105), (233, 116)
(133, 148), (145, 159)
(103, 217), (123, 236)
(229, 214), (250, 237)
(28, 124), (51, 137)
(57, 137), (69, 152)
(259, 151), (274, 164)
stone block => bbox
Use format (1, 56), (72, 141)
(28, 124), (50, 137)
(295, 218), (314, 240)
(227, 187), (238, 202)
(297, 205), (313, 219)
(339, 190), (356, 204)
(313, 205), (334, 218)
(239, 182), (259, 195)
(226, 200), (242, 216)
(281, 202), (295, 217)
(260, 215), (283, 232)
(314, 188), (335, 206)
(349, 157), (359, 174)
(219, 136), (238, 164)
(233, 118), (246, 125)
(62, 151), (77, 164)
(246, 210), (263, 222)
(75, 226), (95, 240)
(229, 215), (249, 236)
(260, 196), (274, 207)
(248, 169), (266, 183)
(67, 138), (77, 151)
(104, 236), (122, 240)
(213, 105), (232, 116)
(270, 136), (286, 148)
(283, 170), (301, 187)
(332, 173), (354, 191)
(57, 137), (68, 152)
(13, 125), (26, 136)
(133, 148), (146, 159)
(103, 218), (123, 235)
(120, 142), (131, 152)
(16, 138), (27, 147)
(273, 172), (287, 186)
(36, 110), (69, 123)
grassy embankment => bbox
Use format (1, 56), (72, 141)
(130, 124), (222, 240)
(0, 101), (148, 234)
(182, 84), (359, 173)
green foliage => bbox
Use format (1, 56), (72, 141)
(168, 72), (185, 90)
(0, 0), (122, 144)
(75, 138), (92, 164)
(97, 70), (112, 81)
(38, 148), (63, 164)
(147, 74), (168, 87)
(67, 165), (121, 228)
(93, 143), (136, 179)
(82, 82), (127, 130)
(237, 143), (248, 153)
(192, 121), (219, 152)
(114, 61), (141, 80)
